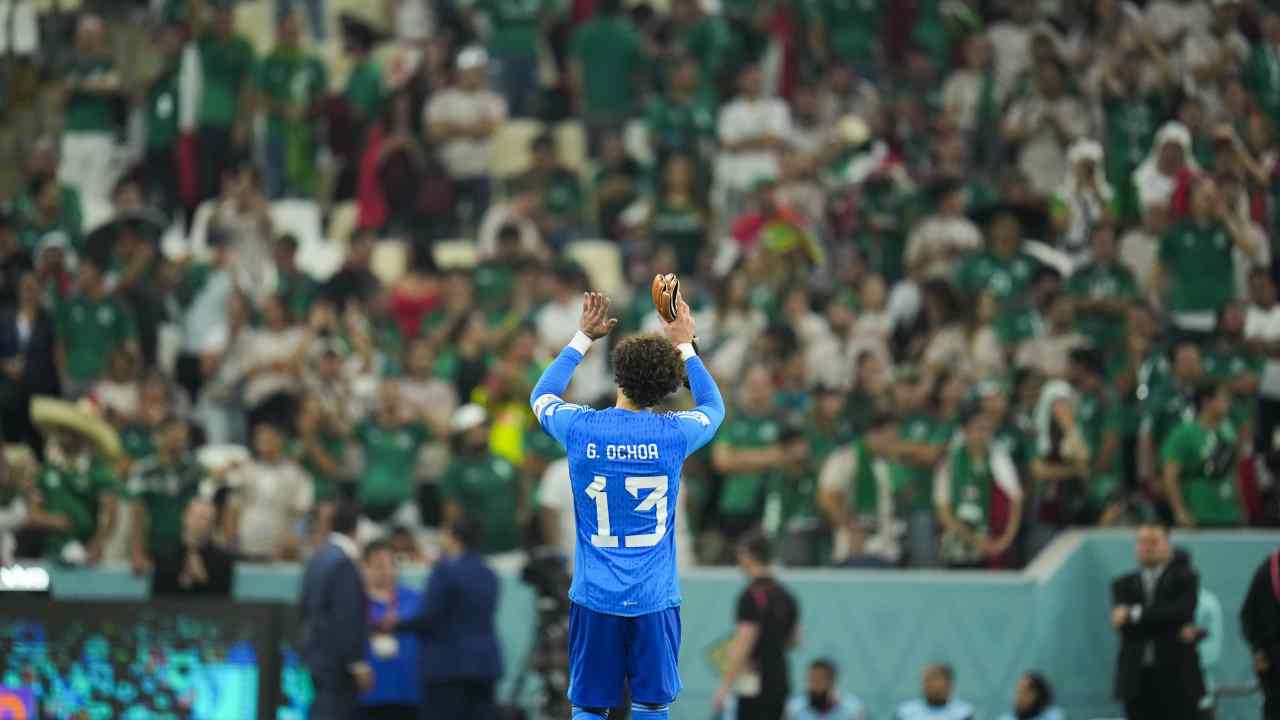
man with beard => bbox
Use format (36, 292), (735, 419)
(1162, 382), (1244, 527)
(785, 659), (864, 720)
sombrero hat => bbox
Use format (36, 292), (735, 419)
(30, 396), (122, 461)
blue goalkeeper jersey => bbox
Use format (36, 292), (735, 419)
(531, 337), (724, 617)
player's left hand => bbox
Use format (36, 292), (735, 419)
(579, 291), (619, 340)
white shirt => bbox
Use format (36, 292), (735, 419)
(179, 268), (232, 354)
(986, 20), (1032, 98)
(1004, 94), (1090, 196)
(716, 96), (791, 191)
(933, 445), (1022, 509)
(425, 87), (507, 178)
(1120, 227), (1160, 306)
(239, 326), (307, 407)
(1246, 303), (1280, 398)
(942, 69), (988, 132)
(536, 298), (610, 403)
(905, 215), (982, 279)
(230, 459), (314, 558)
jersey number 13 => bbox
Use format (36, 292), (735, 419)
(585, 475), (669, 548)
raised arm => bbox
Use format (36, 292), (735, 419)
(663, 293), (724, 454)
(530, 292), (617, 444)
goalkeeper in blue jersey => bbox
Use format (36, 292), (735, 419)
(529, 289), (725, 720)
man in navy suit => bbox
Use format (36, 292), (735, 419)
(300, 502), (374, 719)
(396, 516), (503, 719)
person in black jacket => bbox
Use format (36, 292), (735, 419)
(1241, 549), (1280, 720)
(150, 499), (233, 597)
(300, 502), (374, 719)
(1111, 522), (1204, 720)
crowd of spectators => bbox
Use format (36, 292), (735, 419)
(0, 0), (1278, 574)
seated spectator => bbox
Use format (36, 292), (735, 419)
(362, 538), (422, 717)
(224, 422), (314, 560)
(786, 658), (865, 720)
(934, 402), (1023, 569)
(426, 45), (507, 224)
(518, 134), (584, 250)
(477, 188), (548, 260)
(399, 338), (457, 437)
(151, 499), (233, 596)
(274, 233), (319, 320)
(815, 63), (880, 131)
(1162, 382), (1244, 528)
(906, 180), (982, 284)
(234, 293), (308, 433)
(297, 394), (346, 540)
(55, 256), (138, 398)
(818, 412), (900, 567)
(441, 404), (520, 555)
(942, 34), (997, 136)
(648, 154), (711, 276)
(895, 663), (975, 720)
(126, 418), (205, 575)
(730, 179), (824, 287)
(994, 672), (1063, 720)
(1000, 54), (1089, 196)
(323, 229), (381, 311)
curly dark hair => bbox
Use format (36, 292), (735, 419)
(611, 334), (684, 408)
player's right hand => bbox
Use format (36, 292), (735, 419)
(661, 293), (695, 346)
(579, 291), (619, 340)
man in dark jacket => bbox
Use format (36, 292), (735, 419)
(300, 502), (373, 719)
(1111, 522), (1204, 720)
(397, 516), (503, 719)
(1242, 549), (1280, 719)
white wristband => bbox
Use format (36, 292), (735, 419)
(677, 343), (697, 360)
(569, 331), (594, 355)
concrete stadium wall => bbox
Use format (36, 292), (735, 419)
(30, 530), (1278, 719)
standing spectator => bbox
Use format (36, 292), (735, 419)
(126, 419), (205, 576)
(1246, 12), (1280, 133)
(1161, 178), (1262, 336)
(195, 0), (256, 203)
(994, 672), (1062, 720)
(224, 422), (314, 560)
(569, 0), (646, 143)
(274, 233), (318, 319)
(1066, 221), (1138, 355)
(467, 0), (557, 117)
(334, 14), (385, 199)
(711, 364), (804, 548)
(817, 412), (900, 567)
(1246, 269), (1280, 467)
(1098, 29), (1175, 225)
(361, 539), (422, 720)
(323, 229), (381, 311)
(942, 34), (997, 137)
(395, 517), (503, 719)
(256, 12), (328, 199)
(426, 46), (507, 225)
(236, 293), (307, 432)
(1110, 523), (1204, 720)
(142, 19), (187, 215)
(211, 163), (276, 303)
(150, 499), (234, 597)
(894, 663), (974, 720)
(645, 58), (717, 172)
(18, 175), (83, 253)
(904, 180), (982, 284)
(785, 658), (865, 720)
(713, 532), (800, 720)
(276, 0), (328, 42)
(0, 272), (59, 448)
(1133, 121), (1200, 217)
(300, 501), (375, 719)
(805, 0), (881, 75)
(888, 367), (951, 568)
(1051, 139), (1114, 259)
(171, 230), (235, 404)
(57, 14), (121, 205)
(1000, 55), (1090, 197)
(440, 404), (520, 555)
(1241, 549), (1280, 720)
(54, 256), (137, 398)
(298, 394), (346, 540)
(1161, 382), (1244, 528)
(649, 154), (711, 276)
(933, 403), (1023, 569)
(591, 131), (641, 240)
(354, 380), (431, 527)
(716, 64), (791, 218)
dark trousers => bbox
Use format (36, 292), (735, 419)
(422, 679), (495, 720)
(364, 704), (418, 720)
(1123, 668), (1198, 720)
(311, 684), (359, 720)
(1257, 398), (1280, 466)
(1263, 666), (1280, 720)
(197, 125), (235, 204)
(736, 694), (786, 720)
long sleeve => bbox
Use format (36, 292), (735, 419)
(1197, 589), (1223, 671)
(1242, 558), (1280, 659)
(332, 560), (369, 667)
(674, 353), (725, 456)
(530, 333), (593, 445)
(396, 564), (450, 636)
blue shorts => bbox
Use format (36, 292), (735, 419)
(567, 602), (682, 708)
